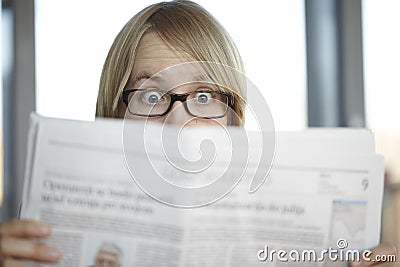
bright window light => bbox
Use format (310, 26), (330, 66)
(362, 0), (400, 184)
(363, 0), (400, 131)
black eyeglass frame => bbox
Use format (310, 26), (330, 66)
(122, 89), (234, 119)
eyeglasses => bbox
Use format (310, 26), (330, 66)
(122, 89), (233, 118)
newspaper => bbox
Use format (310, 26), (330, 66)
(20, 113), (384, 267)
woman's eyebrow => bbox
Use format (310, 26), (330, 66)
(133, 72), (165, 84)
(132, 72), (150, 84)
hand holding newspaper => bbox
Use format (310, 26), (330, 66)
(20, 113), (384, 266)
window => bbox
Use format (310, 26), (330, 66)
(363, 0), (400, 183)
(363, 0), (400, 131)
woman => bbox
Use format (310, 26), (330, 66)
(0, 1), (393, 266)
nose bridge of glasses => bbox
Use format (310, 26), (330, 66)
(165, 98), (193, 124)
(169, 92), (190, 104)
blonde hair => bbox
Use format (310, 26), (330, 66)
(96, 0), (246, 125)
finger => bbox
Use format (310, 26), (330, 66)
(0, 237), (61, 262)
(0, 220), (51, 238)
(350, 244), (397, 267)
(1, 258), (40, 267)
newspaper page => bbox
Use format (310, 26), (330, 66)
(20, 114), (384, 267)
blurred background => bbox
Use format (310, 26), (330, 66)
(1, 0), (399, 249)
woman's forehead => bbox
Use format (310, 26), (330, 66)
(130, 34), (214, 89)
(129, 33), (238, 94)
(132, 32), (192, 79)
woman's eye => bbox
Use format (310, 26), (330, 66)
(195, 92), (212, 104)
(142, 91), (162, 104)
